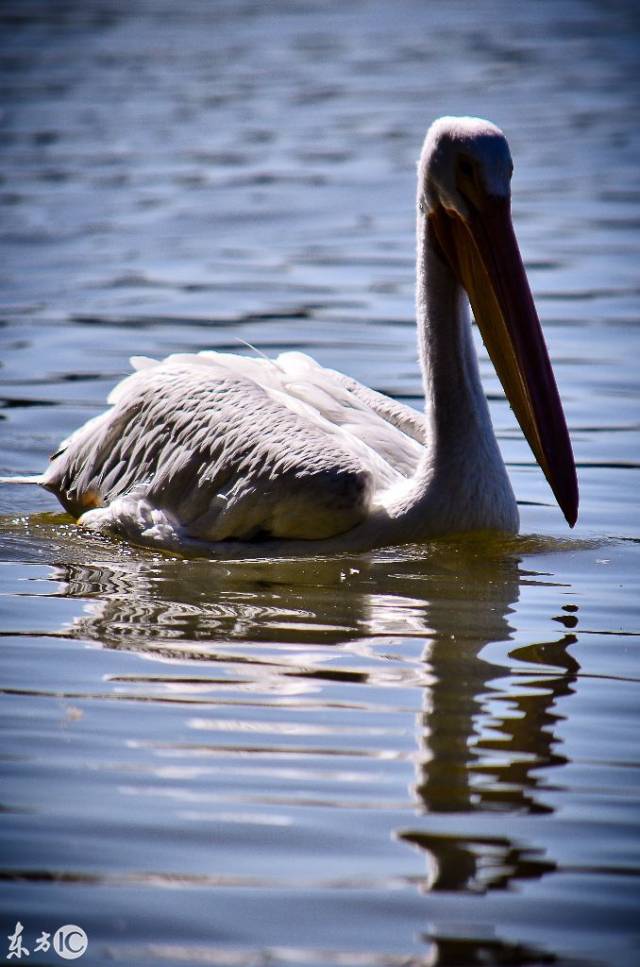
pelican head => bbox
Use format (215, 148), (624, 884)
(419, 116), (578, 527)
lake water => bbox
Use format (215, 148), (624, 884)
(1, 1), (639, 964)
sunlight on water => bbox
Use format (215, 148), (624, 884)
(1, 1), (640, 965)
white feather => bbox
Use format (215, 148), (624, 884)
(43, 350), (424, 545)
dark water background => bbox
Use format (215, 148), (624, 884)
(1, 1), (639, 964)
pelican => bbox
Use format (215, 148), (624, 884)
(3, 117), (578, 554)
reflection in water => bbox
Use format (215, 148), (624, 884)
(398, 552), (578, 904)
(47, 534), (579, 961)
(425, 933), (559, 966)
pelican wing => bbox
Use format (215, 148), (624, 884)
(43, 351), (424, 544)
(323, 366), (425, 446)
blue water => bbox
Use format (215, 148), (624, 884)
(1, 1), (639, 964)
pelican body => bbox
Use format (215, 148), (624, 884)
(5, 117), (578, 554)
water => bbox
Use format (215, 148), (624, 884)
(1, 1), (639, 964)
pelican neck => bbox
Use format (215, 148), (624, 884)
(373, 207), (520, 538)
(416, 211), (494, 463)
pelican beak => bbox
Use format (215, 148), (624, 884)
(430, 195), (578, 526)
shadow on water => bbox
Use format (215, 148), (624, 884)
(0, 513), (588, 964)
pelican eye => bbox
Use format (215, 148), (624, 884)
(418, 198), (426, 214)
(458, 156), (474, 179)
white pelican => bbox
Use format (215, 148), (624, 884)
(4, 117), (578, 554)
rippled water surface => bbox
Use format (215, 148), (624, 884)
(1, 1), (640, 964)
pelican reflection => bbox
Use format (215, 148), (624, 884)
(53, 538), (578, 957)
(395, 548), (579, 903)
